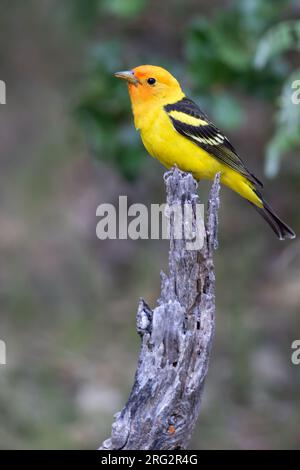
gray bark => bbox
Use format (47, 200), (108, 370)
(100, 168), (220, 450)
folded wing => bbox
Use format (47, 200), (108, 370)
(164, 97), (263, 188)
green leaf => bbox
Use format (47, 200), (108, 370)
(254, 20), (300, 69)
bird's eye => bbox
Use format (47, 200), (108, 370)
(147, 77), (156, 85)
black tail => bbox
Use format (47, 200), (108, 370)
(250, 197), (296, 240)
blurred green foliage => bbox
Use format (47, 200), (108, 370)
(186, 7), (282, 95)
(254, 20), (300, 177)
(75, 0), (299, 180)
(75, 43), (145, 180)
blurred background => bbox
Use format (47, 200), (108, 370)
(0, 0), (300, 449)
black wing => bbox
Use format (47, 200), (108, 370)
(164, 97), (263, 188)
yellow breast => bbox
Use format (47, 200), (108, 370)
(139, 105), (221, 180)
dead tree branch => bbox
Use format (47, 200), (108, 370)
(100, 168), (220, 450)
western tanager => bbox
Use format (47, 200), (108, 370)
(115, 65), (295, 240)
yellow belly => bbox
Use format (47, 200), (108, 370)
(139, 107), (262, 208)
(141, 113), (220, 179)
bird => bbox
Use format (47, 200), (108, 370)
(114, 65), (295, 240)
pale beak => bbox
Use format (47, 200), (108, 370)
(114, 70), (139, 86)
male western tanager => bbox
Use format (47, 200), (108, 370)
(115, 65), (295, 240)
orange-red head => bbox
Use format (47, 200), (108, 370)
(114, 65), (184, 108)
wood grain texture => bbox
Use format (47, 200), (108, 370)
(100, 168), (220, 450)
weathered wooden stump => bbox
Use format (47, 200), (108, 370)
(100, 168), (220, 450)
